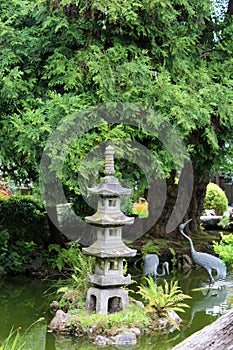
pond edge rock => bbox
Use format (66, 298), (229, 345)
(48, 305), (182, 346)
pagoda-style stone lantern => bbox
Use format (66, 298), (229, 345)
(83, 145), (136, 314)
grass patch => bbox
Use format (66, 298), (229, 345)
(67, 303), (150, 335)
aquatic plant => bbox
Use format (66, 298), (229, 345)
(0, 318), (45, 350)
(0, 328), (25, 350)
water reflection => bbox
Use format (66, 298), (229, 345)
(0, 270), (233, 349)
(188, 284), (227, 325)
(0, 276), (49, 349)
(166, 269), (233, 345)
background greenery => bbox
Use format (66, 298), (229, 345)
(0, 195), (49, 243)
(0, 195), (50, 273)
(0, 0), (233, 240)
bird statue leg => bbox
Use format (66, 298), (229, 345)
(205, 267), (215, 285)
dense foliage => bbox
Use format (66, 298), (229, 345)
(0, 0), (233, 237)
(0, 195), (49, 243)
(0, 195), (50, 273)
(214, 233), (233, 267)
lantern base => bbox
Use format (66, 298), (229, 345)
(85, 286), (129, 315)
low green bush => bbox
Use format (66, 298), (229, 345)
(0, 196), (51, 274)
(218, 213), (233, 230)
(0, 195), (49, 244)
(68, 303), (150, 335)
(213, 233), (233, 267)
(0, 225), (55, 274)
(204, 183), (228, 215)
(0, 230), (36, 273)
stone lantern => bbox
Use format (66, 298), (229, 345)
(83, 145), (136, 314)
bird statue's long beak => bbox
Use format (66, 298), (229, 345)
(179, 218), (192, 231)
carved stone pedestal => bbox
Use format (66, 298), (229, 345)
(86, 287), (129, 315)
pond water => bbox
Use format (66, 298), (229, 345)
(1, 269), (233, 350)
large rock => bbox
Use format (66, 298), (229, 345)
(114, 332), (137, 345)
(49, 310), (71, 332)
(94, 335), (110, 345)
(94, 331), (138, 346)
(200, 215), (222, 229)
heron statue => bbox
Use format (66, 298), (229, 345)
(143, 254), (170, 278)
(179, 219), (226, 284)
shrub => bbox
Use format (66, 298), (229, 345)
(0, 195), (50, 274)
(0, 236), (36, 274)
(204, 183), (228, 215)
(213, 233), (233, 267)
(0, 195), (49, 244)
(218, 213), (233, 230)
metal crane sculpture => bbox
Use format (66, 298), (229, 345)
(179, 219), (226, 284)
(143, 254), (170, 278)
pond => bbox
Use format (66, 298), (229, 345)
(0, 269), (233, 350)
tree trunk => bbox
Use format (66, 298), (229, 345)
(227, 0), (233, 15)
(172, 308), (233, 350)
(146, 171), (179, 239)
(144, 172), (208, 239)
(186, 177), (209, 233)
(46, 205), (68, 247)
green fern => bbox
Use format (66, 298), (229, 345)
(137, 277), (191, 327)
(50, 243), (95, 298)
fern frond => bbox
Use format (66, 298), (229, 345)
(137, 277), (191, 321)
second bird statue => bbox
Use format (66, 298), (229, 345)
(179, 219), (226, 284)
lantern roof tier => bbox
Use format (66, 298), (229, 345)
(83, 242), (137, 258)
(85, 211), (134, 226)
(87, 176), (131, 196)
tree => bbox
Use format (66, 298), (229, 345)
(0, 0), (232, 243)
